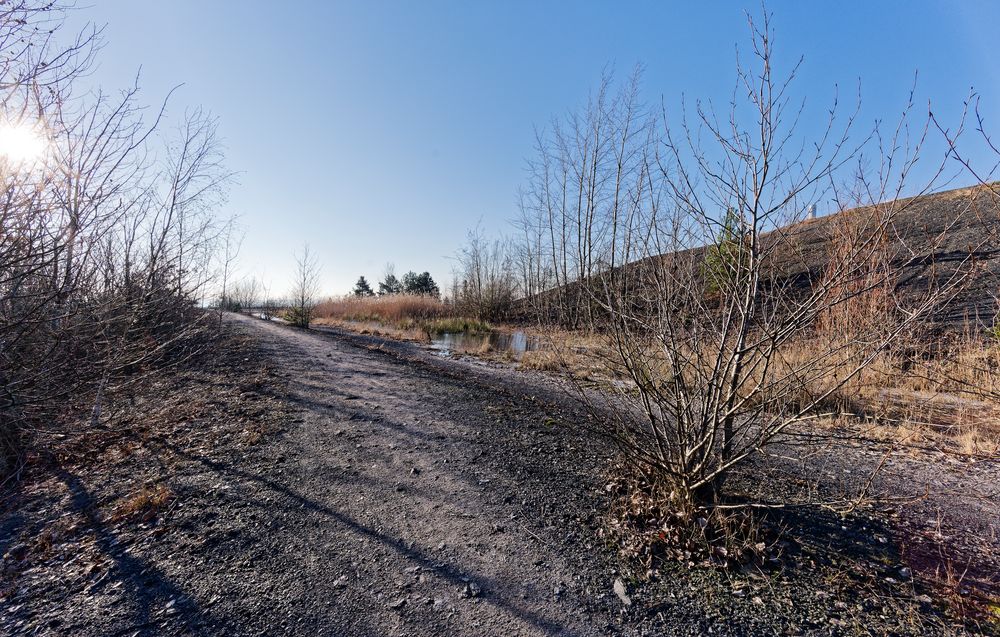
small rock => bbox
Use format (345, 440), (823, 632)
(613, 578), (632, 606)
(333, 575), (349, 589)
(460, 582), (482, 598)
(389, 598), (406, 610)
(898, 567), (912, 580)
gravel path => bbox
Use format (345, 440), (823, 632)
(3, 313), (998, 636)
(216, 314), (621, 636)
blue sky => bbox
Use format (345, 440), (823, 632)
(63, 1), (1000, 296)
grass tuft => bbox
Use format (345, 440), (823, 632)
(519, 350), (563, 372)
(421, 317), (491, 334)
(112, 484), (174, 523)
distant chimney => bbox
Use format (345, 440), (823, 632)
(807, 204), (817, 219)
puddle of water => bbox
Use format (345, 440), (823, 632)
(429, 329), (542, 359)
(334, 319), (544, 359)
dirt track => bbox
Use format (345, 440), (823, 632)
(210, 314), (622, 635)
(1, 313), (634, 636)
(3, 313), (999, 636)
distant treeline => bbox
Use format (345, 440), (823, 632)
(352, 269), (439, 298)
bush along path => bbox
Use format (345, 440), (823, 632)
(1, 313), (995, 635)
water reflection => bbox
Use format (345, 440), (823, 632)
(429, 329), (541, 359)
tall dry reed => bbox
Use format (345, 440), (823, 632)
(314, 295), (451, 323)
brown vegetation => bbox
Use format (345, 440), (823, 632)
(315, 294), (451, 323)
(505, 323), (1000, 457)
(519, 350), (563, 372)
(0, 2), (232, 481)
(112, 485), (174, 523)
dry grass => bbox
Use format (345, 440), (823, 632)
(514, 328), (613, 378)
(313, 317), (430, 342)
(322, 293), (999, 453)
(112, 484), (174, 523)
(313, 295), (491, 338)
(516, 323), (1000, 454)
(314, 295), (450, 323)
(761, 334), (1000, 455)
(520, 350), (563, 372)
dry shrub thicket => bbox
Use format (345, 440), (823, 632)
(0, 3), (232, 479)
(450, 226), (520, 322)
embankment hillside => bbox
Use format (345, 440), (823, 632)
(767, 184), (1000, 329)
(532, 184), (1000, 331)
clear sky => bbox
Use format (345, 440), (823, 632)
(62, 1), (1000, 297)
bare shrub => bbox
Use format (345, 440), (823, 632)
(0, 3), (232, 479)
(452, 227), (520, 322)
(514, 12), (990, 521)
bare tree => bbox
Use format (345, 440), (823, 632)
(378, 262), (402, 296)
(916, 94), (1000, 411)
(519, 68), (652, 329)
(217, 216), (243, 318)
(259, 279), (276, 320)
(453, 226), (519, 321)
(290, 244), (321, 328)
(588, 13), (981, 510)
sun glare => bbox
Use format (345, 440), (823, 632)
(0, 120), (47, 164)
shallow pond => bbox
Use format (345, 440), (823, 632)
(429, 329), (542, 359)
